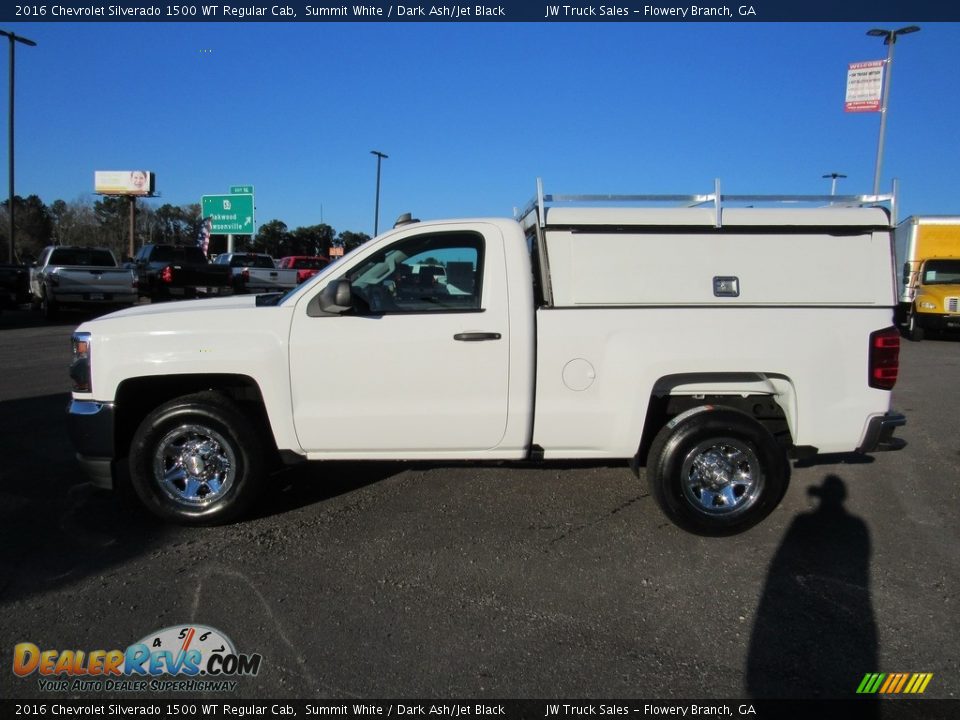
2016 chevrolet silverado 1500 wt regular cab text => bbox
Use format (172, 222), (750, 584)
(66, 182), (906, 535)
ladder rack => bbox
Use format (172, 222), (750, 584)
(519, 178), (898, 229)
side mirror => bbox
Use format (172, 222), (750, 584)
(319, 279), (353, 314)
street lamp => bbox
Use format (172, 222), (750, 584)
(370, 150), (388, 236)
(866, 25), (920, 196)
(822, 172), (847, 196)
(0, 29), (37, 263)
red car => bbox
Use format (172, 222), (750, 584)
(277, 256), (330, 285)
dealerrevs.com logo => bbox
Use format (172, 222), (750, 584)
(13, 625), (262, 693)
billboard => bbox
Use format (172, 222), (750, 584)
(845, 60), (884, 113)
(94, 170), (155, 196)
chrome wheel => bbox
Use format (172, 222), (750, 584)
(680, 438), (763, 517)
(153, 423), (236, 508)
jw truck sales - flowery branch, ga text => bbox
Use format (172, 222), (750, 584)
(20, 2), (757, 18)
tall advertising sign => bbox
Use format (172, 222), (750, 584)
(94, 170), (155, 196)
(845, 60), (885, 113)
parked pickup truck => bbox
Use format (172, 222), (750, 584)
(66, 182), (906, 535)
(131, 244), (233, 301)
(29, 246), (137, 319)
(277, 255), (331, 285)
(214, 252), (299, 294)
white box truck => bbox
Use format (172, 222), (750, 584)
(66, 182), (905, 535)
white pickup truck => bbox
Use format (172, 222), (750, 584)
(66, 183), (905, 535)
(30, 246), (137, 319)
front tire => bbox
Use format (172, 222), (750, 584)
(40, 289), (58, 320)
(129, 392), (266, 525)
(906, 308), (925, 342)
(645, 407), (789, 536)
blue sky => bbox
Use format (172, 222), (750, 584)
(5, 21), (960, 236)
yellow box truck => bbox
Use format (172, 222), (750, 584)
(894, 216), (960, 340)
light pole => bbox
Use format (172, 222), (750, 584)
(822, 172), (847, 196)
(370, 150), (388, 236)
(866, 25), (920, 196)
(0, 29), (37, 263)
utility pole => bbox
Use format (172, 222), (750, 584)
(370, 150), (388, 236)
(0, 29), (37, 263)
(866, 26), (920, 196)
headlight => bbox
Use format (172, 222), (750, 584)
(919, 301), (937, 310)
(70, 332), (92, 393)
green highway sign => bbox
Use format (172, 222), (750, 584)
(202, 193), (255, 235)
(230, 185), (254, 195)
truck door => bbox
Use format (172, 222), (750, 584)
(289, 224), (511, 455)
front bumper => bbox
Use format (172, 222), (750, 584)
(857, 412), (907, 453)
(915, 313), (960, 332)
(67, 399), (117, 489)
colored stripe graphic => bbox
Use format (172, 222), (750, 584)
(856, 673), (885, 694)
(857, 673), (933, 694)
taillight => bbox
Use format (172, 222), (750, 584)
(297, 270), (310, 284)
(160, 265), (174, 284)
(241, 269), (250, 283)
(869, 327), (900, 390)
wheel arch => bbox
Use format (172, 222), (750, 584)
(114, 374), (279, 465)
(634, 372), (798, 470)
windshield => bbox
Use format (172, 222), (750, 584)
(921, 260), (960, 285)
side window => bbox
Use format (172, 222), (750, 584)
(346, 232), (483, 314)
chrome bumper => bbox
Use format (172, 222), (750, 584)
(857, 412), (907, 453)
(67, 399), (117, 489)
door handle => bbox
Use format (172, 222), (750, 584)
(453, 332), (502, 342)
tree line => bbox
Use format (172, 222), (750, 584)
(0, 195), (371, 263)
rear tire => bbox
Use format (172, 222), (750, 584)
(128, 392), (266, 525)
(645, 407), (789, 535)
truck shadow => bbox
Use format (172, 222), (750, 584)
(249, 461), (408, 520)
(0, 395), (430, 602)
(0, 393), (169, 605)
(793, 452), (876, 468)
(249, 459), (629, 521)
